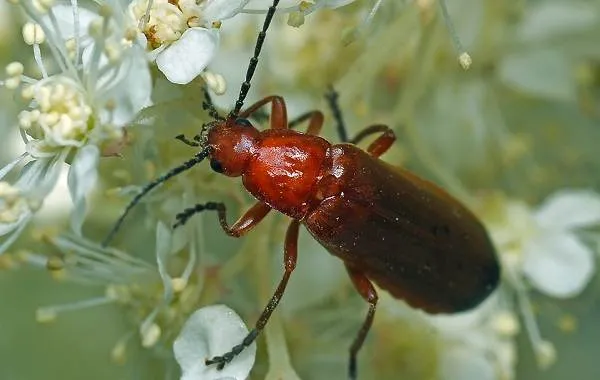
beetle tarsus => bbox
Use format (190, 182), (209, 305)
(175, 134), (200, 147)
(349, 356), (357, 380)
(205, 328), (259, 370)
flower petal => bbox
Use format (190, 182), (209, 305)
(156, 28), (219, 84)
(522, 232), (595, 298)
(174, 305), (256, 380)
(99, 46), (152, 126)
(0, 153), (28, 181)
(534, 189), (600, 230)
(203, 0), (250, 21)
(47, 4), (98, 41)
(67, 145), (99, 235)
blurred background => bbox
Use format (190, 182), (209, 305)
(1, 0), (600, 379)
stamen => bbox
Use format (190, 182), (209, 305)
(140, 0), (155, 30)
(6, 62), (24, 77)
(22, 22), (45, 45)
(511, 271), (556, 369)
(111, 332), (134, 364)
(70, 0), (81, 67)
(140, 322), (162, 347)
(436, 0), (471, 69)
(35, 296), (116, 323)
(33, 44), (49, 78)
(200, 71), (226, 95)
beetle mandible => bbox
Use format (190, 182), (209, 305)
(103, 0), (500, 378)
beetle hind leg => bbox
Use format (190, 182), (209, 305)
(205, 219), (300, 370)
(346, 264), (379, 380)
(350, 124), (396, 158)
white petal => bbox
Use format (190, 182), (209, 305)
(156, 28), (219, 84)
(174, 305), (256, 380)
(523, 233), (595, 298)
(67, 145), (99, 235)
(534, 189), (600, 230)
(499, 49), (575, 101)
(48, 4), (98, 41)
(517, 2), (598, 42)
(99, 47), (152, 126)
(438, 347), (495, 380)
(0, 217), (30, 254)
(203, 0), (249, 21)
(156, 222), (175, 302)
(0, 153), (28, 181)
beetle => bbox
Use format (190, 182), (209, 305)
(104, 0), (500, 378)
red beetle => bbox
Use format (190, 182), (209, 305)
(105, 1), (500, 378)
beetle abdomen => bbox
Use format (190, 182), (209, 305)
(304, 145), (500, 314)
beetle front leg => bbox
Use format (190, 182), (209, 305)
(173, 201), (271, 237)
(350, 124), (396, 158)
(346, 264), (379, 380)
(206, 219), (300, 369)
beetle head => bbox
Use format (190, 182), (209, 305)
(204, 117), (259, 177)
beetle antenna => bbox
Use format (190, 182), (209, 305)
(229, 0), (281, 118)
(102, 149), (210, 247)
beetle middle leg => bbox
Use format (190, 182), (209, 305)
(206, 219), (301, 369)
(350, 124), (396, 158)
(346, 264), (379, 380)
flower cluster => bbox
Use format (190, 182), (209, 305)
(0, 0), (152, 253)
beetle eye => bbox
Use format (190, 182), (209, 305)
(235, 118), (253, 128)
(210, 158), (224, 173)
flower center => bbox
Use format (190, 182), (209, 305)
(130, 0), (207, 49)
(0, 182), (30, 224)
(19, 77), (93, 147)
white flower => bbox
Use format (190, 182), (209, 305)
(476, 189), (600, 370)
(174, 305), (256, 380)
(488, 189), (599, 298)
(0, 0), (151, 252)
(129, 0), (249, 84)
(27, 216), (203, 359)
(428, 295), (518, 380)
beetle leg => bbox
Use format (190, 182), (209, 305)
(324, 86), (349, 142)
(206, 219), (300, 370)
(350, 124), (396, 158)
(201, 86), (223, 120)
(345, 264), (379, 380)
(174, 134), (201, 147)
(288, 111), (324, 135)
(238, 95), (288, 129)
(173, 201), (271, 237)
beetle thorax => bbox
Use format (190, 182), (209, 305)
(242, 130), (331, 219)
(207, 122), (260, 177)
